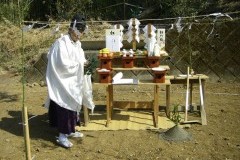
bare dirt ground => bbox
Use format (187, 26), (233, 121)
(0, 72), (240, 160)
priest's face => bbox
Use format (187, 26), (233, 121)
(69, 28), (82, 42)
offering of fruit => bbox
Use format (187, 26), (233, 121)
(102, 48), (110, 54)
(143, 50), (148, 55)
(102, 48), (110, 57)
(108, 52), (114, 57)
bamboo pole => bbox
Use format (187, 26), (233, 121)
(21, 28), (32, 160)
(19, 0), (31, 159)
(21, 104), (32, 160)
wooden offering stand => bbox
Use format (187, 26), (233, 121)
(145, 56), (160, 68)
(97, 69), (113, 83)
(152, 69), (166, 83)
(122, 55), (135, 68)
(98, 56), (113, 70)
(97, 49), (113, 83)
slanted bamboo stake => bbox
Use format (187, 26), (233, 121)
(199, 76), (207, 125)
(184, 67), (190, 121)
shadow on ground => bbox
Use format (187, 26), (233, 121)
(0, 110), (58, 146)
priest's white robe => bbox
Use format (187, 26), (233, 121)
(46, 34), (86, 112)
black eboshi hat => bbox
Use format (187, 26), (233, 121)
(70, 14), (86, 33)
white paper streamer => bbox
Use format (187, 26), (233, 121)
(126, 18), (140, 43)
(176, 17), (183, 33)
(127, 37), (132, 43)
(205, 12), (233, 39)
(127, 18), (140, 26)
(142, 24), (157, 56)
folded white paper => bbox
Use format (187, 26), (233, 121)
(112, 79), (138, 84)
(112, 72), (138, 84)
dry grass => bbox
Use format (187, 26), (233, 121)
(0, 19), (110, 73)
(0, 19), (58, 72)
(0, 18), (146, 73)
